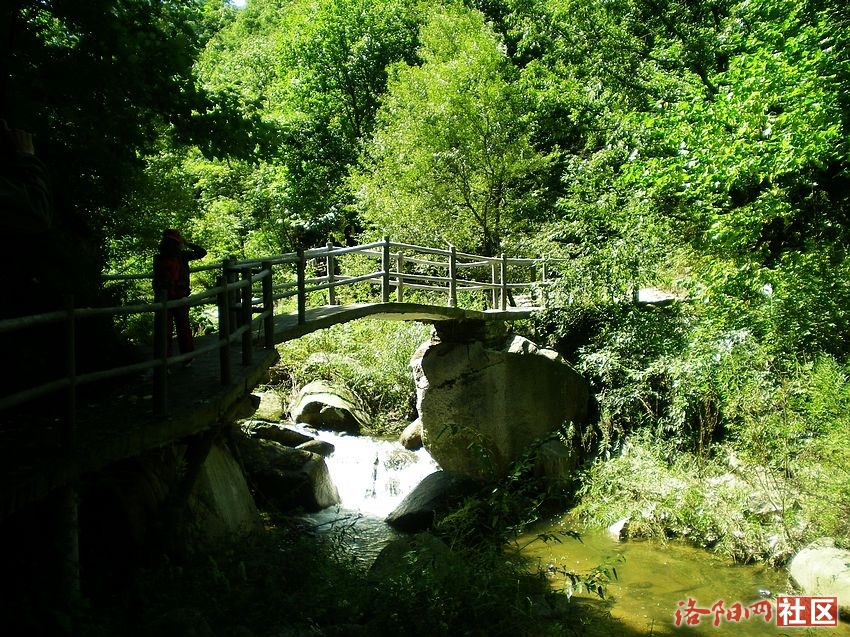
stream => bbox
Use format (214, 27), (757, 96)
(516, 521), (850, 635)
(296, 427), (439, 564)
(300, 429), (850, 635)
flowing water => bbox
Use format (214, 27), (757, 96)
(300, 429), (849, 634)
(296, 428), (439, 563)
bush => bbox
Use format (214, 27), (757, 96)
(275, 319), (431, 436)
(550, 293), (850, 550)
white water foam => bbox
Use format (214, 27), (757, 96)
(293, 426), (440, 561)
(312, 429), (439, 517)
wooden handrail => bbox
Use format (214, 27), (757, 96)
(3, 239), (554, 419)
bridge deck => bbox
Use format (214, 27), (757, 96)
(274, 302), (539, 341)
(0, 340), (278, 519)
(0, 302), (538, 519)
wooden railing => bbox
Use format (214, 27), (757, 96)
(0, 238), (553, 445)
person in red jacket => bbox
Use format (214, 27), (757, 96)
(153, 229), (207, 361)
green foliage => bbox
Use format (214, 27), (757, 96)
(368, 536), (569, 637)
(436, 438), (572, 547)
(531, 258), (850, 557)
(195, 0), (425, 238)
(572, 434), (806, 564)
(74, 514), (582, 637)
(531, 302), (703, 451)
(350, 1), (555, 255)
(560, 294), (850, 558)
(761, 250), (850, 362)
(275, 319), (431, 435)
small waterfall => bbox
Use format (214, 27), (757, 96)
(314, 429), (439, 517)
(297, 428), (439, 560)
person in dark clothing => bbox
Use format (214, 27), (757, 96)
(153, 229), (207, 361)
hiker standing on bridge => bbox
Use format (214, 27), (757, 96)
(153, 229), (206, 363)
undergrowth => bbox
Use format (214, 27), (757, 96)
(529, 290), (850, 564)
(572, 435), (806, 565)
(75, 512), (587, 637)
(274, 320), (431, 436)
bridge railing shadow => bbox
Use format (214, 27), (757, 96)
(0, 238), (556, 450)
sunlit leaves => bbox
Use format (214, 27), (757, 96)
(194, 0), (424, 237)
(351, 2), (554, 255)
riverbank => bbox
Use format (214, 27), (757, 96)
(516, 520), (850, 637)
(570, 433), (830, 566)
(69, 508), (588, 637)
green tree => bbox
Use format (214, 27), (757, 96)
(351, 2), (553, 255)
(196, 0), (424, 246)
(3, 0), (251, 289)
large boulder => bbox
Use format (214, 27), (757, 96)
(290, 380), (371, 434)
(789, 538), (850, 615)
(237, 438), (340, 512)
(411, 332), (588, 479)
(386, 470), (477, 532)
(187, 442), (262, 548)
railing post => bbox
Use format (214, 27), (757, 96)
(241, 268), (253, 365)
(297, 248), (306, 324)
(63, 296), (77, 452)
(55, 484), (81, 612)
(217, 275), (232, 385)
(500, 253), (508, 311)
(490, 259), (498, 309)
(381, 236), (391, 303)
(218, 274), (232, 386)
(541, 256), (549, 308)
(261, 261), (275, 347)
(395, 251), (405, 303)
(326, 241), (337, 306)
(153, 289), (169, 414)
(223, 258), (238, 333)
(448, 246), (458, 308)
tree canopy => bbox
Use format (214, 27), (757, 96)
(349, 3), (553, 255)
(4, 0), (849, 365)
